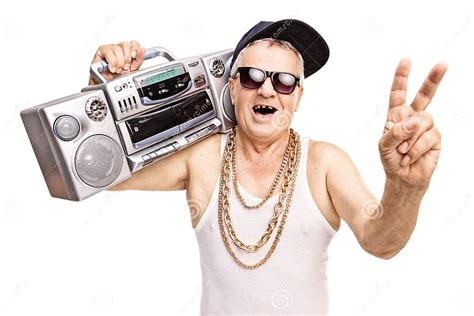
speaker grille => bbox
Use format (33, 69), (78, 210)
(209, 58), (225, 78)
(75, 135), (123, 188)
(85, 96), (107, 122)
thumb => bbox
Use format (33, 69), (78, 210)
(379, 116), (420, 152)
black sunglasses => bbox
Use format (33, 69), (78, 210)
(234, 67), (300, 94)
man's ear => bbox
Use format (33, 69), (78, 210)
(228, 77), (236, 105)
(295, 85), (304, 112)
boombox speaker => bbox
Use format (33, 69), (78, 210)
(20, 90), (131, 201)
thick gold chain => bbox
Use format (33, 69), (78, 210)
(232, 127), (293, 209)
(224, 128), (297, 252)
(217, 127), (301, 269)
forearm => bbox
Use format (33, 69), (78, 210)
(361, 177), (427, 259)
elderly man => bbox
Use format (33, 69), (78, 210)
(89, 19), (446, 315)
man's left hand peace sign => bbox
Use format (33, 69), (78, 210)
(378, 59), (448, 189)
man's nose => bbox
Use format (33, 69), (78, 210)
(257, 77), (276, 97)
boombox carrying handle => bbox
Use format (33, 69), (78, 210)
(89, 46), (177, 84)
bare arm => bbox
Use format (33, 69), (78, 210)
(325, 144), (426, 259)
(361, 178), (426, 259)
(324, 144), (380, 254)
(326, 60), (446, 260)
(107, 145), (189, 191)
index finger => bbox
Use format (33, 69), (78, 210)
(410, 62), (448, 112)
(389, 58), (411, 110)
(130, 40), (141, 59)
(130, 40), (144, 71)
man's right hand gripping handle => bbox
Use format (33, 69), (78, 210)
(88, 40), (146, 85)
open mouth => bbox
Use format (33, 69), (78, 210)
(252, 105), (277, 119)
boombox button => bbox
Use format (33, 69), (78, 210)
(156, 149), (166, 156)
(165, 144), (176, 152)
(194, 75), (206, 88)
(197, 129), (208, 137)
(149, 152), (157, 158)
(188, 61), (199, 67)
(186, 133), (199, 142)
(142, 154), (151, 161)
(114, 85), (122, 92)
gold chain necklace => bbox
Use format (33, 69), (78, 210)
(232, 127), (293, 209)
(224, 129), (297, 252)
(218, 127), (301, 269)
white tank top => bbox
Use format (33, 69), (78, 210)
(193, 132), (337, 315)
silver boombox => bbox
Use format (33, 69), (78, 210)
(20, 47), (236, 201)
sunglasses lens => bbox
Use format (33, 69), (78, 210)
(240, 67), (265, 89)
(273, 73), (297, 94)
(238, 67), (298, 94)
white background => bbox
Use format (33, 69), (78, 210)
(1, 0), (473, 315)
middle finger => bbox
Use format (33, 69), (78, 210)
(119, 41), (132, 70)
(410, 62), (448, 112)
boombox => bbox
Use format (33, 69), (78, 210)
(20, 47), (237, 201)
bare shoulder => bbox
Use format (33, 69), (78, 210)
(307, 139), (356, 193)
(309, 139), (361, 180)
(187, 132), (222, 166)
(307, 139), (348, 170)
(306, 139), (344, 231)
(186, 132), (223, 228)
(186, 132), (222, 191)
(308, 138), (378, 238)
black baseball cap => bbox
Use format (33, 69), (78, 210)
(229, 19), (330, 78)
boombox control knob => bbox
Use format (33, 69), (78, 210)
(209, 58), (225, 78)
(85, 96), (107, 122)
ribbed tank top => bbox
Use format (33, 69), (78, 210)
(193, 132), (337, 315)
